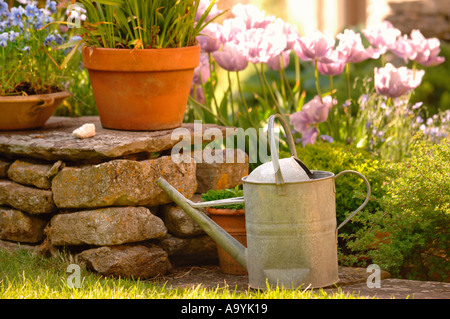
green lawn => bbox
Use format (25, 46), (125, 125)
(0, 249), (366, 299)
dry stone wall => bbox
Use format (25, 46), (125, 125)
(0, 117), (248, 279)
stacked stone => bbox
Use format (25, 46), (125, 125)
(0, 117), (248, 279)
(0, 159), (58, 245)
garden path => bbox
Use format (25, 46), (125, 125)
(151, 265), (450, 299)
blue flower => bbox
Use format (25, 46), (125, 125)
(44, 33), (55, 46)
(10, 7), (23, 27)
(9, 30), (19, 42)
(70, 35), (83, 42)
(0, 1), (8, 16)
(46, 1), (57, 14)
(320, 135), (334, 143)
(0, 21), (8, 33)
(0, 31), (8, 47)
(25, 4), (38, 19)
(55, 34), (63, 45)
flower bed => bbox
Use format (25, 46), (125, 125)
(187, 2), (448, 162)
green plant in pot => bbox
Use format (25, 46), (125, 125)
(201, 186), (247, 275)
(0, 1), (71, 131)
(69, 0), (221, 131)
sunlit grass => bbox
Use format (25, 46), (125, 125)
(0, 249), (365, 299)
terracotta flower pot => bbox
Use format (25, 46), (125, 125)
(206, 207), (247, 275)
(0, 91), (70, 131)
(82, 45), (201, 131)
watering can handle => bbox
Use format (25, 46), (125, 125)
(335, 170), (371, 233)
(268, 114), (297, 193)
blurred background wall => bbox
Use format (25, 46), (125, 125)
(217, 0), (450, 40)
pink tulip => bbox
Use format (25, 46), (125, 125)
(235, 27), (286, 64)
(220, 17), (247, 44)
(190, 86), (206, 105)
(197, 23), (223, 53)
(267, 50), (291, 71)
(362, 21), (401, 55)
(374, 63), (425, 98)
(271, 18), (299, 51)
(390, 30), (445, 66)
(212, 42), (248, 71)
(389, 34), (416, 63)
(409, 30), (445, 66)
(192, 53), (211, 85)
(290, 95), (336, 146)
(336, 29), (380, 63)
(317, 52), (346, 76)
(231, 3), (275, 29)
(296, 30), (335, 63)
(290, 95), (336, 133)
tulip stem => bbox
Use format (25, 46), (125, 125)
(345, 63), (353, 143)
(329, 76), (334, 95)
(314, 59), (323, 101)
(188, 96), (227, 127)
(279, 55), (287, 110)
(208, 52), (220, 115)
(294, 54), (301, 94)
(412, 61), (417, 81)
(253, 64), (268, 103)
(227, 71), (236, 124)
(261, 63), (281, 112)
(283, 67), (295, 112)
(346, 63), (352, 101)
(236, 71), (256, 128)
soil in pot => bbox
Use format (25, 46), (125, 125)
(6, 81), (62, 96)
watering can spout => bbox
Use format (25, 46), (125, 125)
(156, 177), (248, 271)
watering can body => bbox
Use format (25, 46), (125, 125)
(243, 170), (339, 289)
(157, 114), (371, 289)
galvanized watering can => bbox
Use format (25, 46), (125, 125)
(157, 114), (371, 289)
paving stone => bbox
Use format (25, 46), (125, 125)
(0, 116), (235, 162)
(151, 264), (450, 299)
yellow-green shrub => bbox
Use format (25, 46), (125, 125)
(348, 136), (450, 281)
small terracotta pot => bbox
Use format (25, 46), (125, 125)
(82, 45), (201, 131)
(206, 207), (247, 275)
(0, 91), (70, 131)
